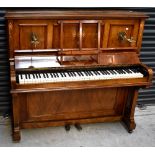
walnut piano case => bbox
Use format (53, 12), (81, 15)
(6, 10), (153, 142)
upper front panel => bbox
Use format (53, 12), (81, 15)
(7, 11), (147, 59)
(18, 24), (47, 49)
(106, 20), (139, 48)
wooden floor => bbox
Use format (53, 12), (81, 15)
(0, 106), (155, 146)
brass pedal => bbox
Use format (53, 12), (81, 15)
(65, 124), (70, 131)
(74, 123), (82, 131)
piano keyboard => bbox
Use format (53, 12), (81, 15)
(17, 68), (144, 84)
(17, 67), (144, 84)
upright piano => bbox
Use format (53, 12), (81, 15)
(6, 10), (153, 142)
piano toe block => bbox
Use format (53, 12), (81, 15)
(122, 118), (136, 133)
(12, 127), (21, 142)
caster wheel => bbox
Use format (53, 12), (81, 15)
(75, 123), (82, 131)
(128, 130), (133, 133)
(65, 124), (70, 131)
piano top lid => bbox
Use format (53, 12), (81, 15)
(5, 10), (149, 19)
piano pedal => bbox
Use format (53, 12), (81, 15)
(64, 124), (71, 132)
(74, 123), (82, 131)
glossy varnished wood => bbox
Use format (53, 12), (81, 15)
(6, 10), (153, 142)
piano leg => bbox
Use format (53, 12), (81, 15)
(12, 126), (21, 142)
(122, 88), (139, 133)
(12, 93), (21, 142)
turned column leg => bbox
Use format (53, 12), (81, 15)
(12, 93), (21, 142)
(123, 87), (139, 133)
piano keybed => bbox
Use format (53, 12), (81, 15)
(16, 66), (146, 84)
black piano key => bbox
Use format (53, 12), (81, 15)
(77, 71), (81, 76)
(47, 73), (51, 78)
(20, 74), (22, 79)
(130, 68), (135, 72)
(109, 70), (114, 75)
(36, 74), (39, 78)
(80, 72), (84, 76)
(53, 73), (57, 77)
(43, 73), (46, 78)
(121, 69), (126, 74)
(90, 71), (94, 76)
(53, 73), (56, 78)
(95, 71), (100, 75)
(16, 75), (19, 83)
(25, 74), (28, 79)
(116, 70), (122, 74)
(53, 73), (56, 77)
(105, 71), (109, 75)
(68, 72), (71, 77)
(124, 69), (132, 74)
(70, 72), (75, 76)
(104, 71), (109, 75)
(100, 71), (105, 75)
(96, 71), (100, 75)
(112, 70), (118, 74)
(127, 69), (132, 73)
(32, 74), (35, 79)
(120, 69), (125, 74)
(93, 71), (98, 75)
(50, 73), (53, 78)
(70, 72), (74, 77)
(63, 72), (67, 77)
(28, 74), (31, 79)
(46, 73), (49, 78)
(54, 73), (58, 78)
(73, 72), (77, 76)
(87, 71), (92, 76)
(85, 71), (89, 76)
(108, 70), (113, 74)
(114, 69), (118, 74)
(118, 69), (124, 74)
(119, 69), (123, 74)
(67, 72), (70, 76)
(131, 69), (138, 73)
(112, 70), (117, 74)
(86, 71), (90, 76)
(87, 71), (90, 76)
(89, 71), (93, 76)
(84, 71), (88, 76)
(70, 72), (74, 76)
(60, 72), (64, 77)
(55, 73), (58, 77)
